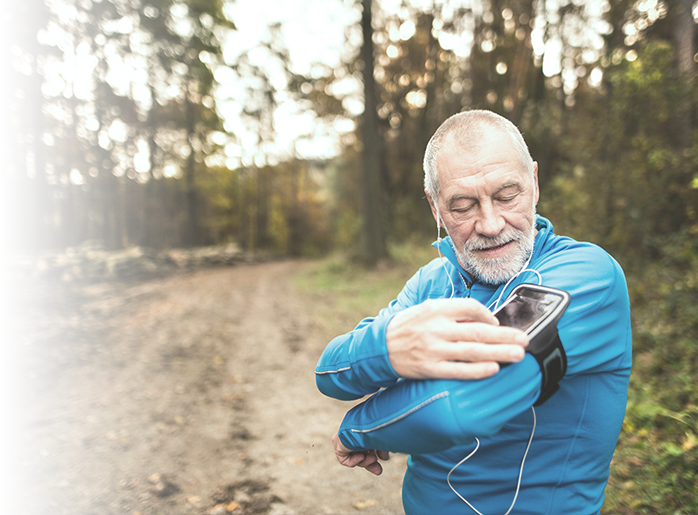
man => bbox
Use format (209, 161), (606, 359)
(315, 110), (632, 515)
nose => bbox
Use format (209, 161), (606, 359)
(475, 201), (505, 238)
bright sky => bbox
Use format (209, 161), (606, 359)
(225, 0), (358, 74)
(217, 0), (362, 166)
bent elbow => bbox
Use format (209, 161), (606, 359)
(315, 371), (363, 401)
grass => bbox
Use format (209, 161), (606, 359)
(292, 241), (438, 337)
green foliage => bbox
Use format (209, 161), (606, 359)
(196, 160), (334, 256)
(604, 229), (698, 514)
(540, 40), (697, 262)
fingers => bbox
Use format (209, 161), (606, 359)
(411, 338), (527, 380)
(338, 450), (388, 476)
(435, 338), (527, 363)
(388, 299), (496, 339)
(333, 433), (390, 476)
(355, 451), (383, 475)
(443, 318), (528, 345)
(424, 298), (499, 324)
(363, 450), (390, 476)
(429, 360), (501, 381)
(339, 451), (370, 468)
(364, 460), (384, 476)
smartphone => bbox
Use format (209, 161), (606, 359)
(493, 284), (570, 354)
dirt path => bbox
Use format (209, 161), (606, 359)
(8, 261), (407, 515)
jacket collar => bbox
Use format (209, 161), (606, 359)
(431, 215), (552, 285)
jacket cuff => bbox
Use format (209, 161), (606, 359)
(352, 312), (401, 386)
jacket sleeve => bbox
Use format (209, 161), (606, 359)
(334, 244), (632, 454)
(337, 356), (542, 454)
(532, 243), (633, 377)
(314, 268), (424, 401)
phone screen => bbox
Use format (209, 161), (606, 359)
(495, 289), (564, 334)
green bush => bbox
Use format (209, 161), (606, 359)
(604, 229), (698, 514)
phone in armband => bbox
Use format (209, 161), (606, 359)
(492, 284), (571, 405)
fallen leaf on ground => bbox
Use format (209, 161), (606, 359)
(186, 495), (202, 506)
(208, 505), (227, 515)
(353, 499), (379, 509)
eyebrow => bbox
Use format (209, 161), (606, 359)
(447, 182), (523, 208)
(494, 182), (524, 195)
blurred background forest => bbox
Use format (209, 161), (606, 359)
(2, 0), (697, 512)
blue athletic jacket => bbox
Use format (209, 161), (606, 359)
(315, 216), (632, 515)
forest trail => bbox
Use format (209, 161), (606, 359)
(8, 260), (407, 515)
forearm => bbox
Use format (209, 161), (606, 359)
(315, 313), (401, 400)
(338, 356), (541, 454)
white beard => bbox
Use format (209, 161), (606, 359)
(455, 217), (537, 285)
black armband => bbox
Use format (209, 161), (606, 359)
(493, 284), (570, 406)
(526, 321), (567, 406)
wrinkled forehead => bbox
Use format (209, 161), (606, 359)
(437, 126), (530, 179)
(441, 123), (511, 153)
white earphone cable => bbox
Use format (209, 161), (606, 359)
(488, 255), (542, 311)
(435, 213), (456, 299)
(447, 407), (537, 515)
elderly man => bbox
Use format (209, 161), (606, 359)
(315, 110), (632, 515)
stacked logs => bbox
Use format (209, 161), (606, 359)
(2, 240), (259, 283)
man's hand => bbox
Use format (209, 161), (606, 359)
(332, 433), (390, 476)
(386, 298), (529, 380)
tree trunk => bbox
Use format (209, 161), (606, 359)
(508, 0), (534, 123)
(672, 0), (694, 156)
(359, 0), (388, 264)
(287, 160), (303, 257)
(671, 0), (695, 228)
(184, 97), (200, 247)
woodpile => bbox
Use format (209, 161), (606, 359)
(2, 240), (256, 283)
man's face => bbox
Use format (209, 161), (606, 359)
(428, 128), (539, 285)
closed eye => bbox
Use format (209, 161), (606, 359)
(494, 184), (523, 204)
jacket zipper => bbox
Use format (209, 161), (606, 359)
(458, 272), (473, 297)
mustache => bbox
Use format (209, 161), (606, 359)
(463, 229), (525, 252)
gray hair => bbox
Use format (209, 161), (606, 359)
(423, 110), (535, 201)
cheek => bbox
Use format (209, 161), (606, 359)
(446, 220), (474, 246)
(506, 202), (537, 229)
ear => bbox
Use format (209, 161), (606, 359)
(426, 190), (440, 227)
(532, 162), (540, 206)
